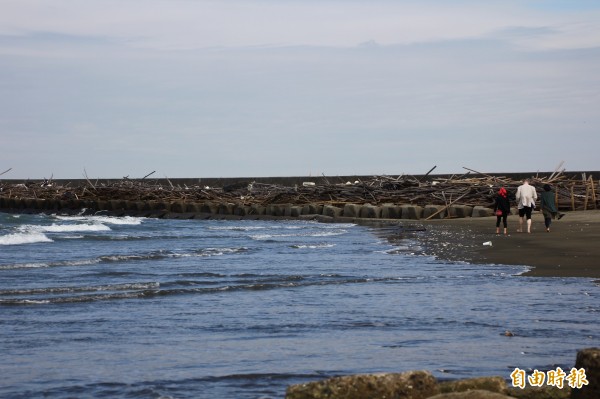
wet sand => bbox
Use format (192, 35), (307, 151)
(414, 210), (600, 278)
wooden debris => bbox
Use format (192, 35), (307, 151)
(0, 168), (12, 177)
(1, 171), (598, 211)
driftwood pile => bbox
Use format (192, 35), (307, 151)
(1, 167), (598, 212)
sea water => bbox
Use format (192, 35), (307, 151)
(0, 212), (598, 398)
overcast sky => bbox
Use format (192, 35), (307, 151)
(1, 0), (599, 179)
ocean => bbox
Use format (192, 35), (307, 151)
(0, 212), (598, 398)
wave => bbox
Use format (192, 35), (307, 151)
(0, 275), (404, 305)
(54, 215), (143, 225)
(0, 282), (161, 305)
(208, 221), (354, 232)
(290, 243), (335, 249)
(0, 262), (49, 269)
(208, 225), (267, 231)
(98, 251), (182, 262)
(0, 291), (156, 305)
(0, 221), (118, 245)
(199, 247), (250, 256)
(0, 232), (53, 246)
(100, 247), (250, 262)
(316, 222), (356, 228)
(382, 246), (422, 255)
(0, 258), (100, 270)
(23, 223), (111, 233)
(250, 230), (347, 240)
(0, 284), (282, 305)
(0, 282), (160, 296)
(8, 372), (323, 398)
(60, 235), (84, 240)
(0, 247), (250, 270)
(80, 234), (183, 242)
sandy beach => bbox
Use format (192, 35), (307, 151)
(411, 210), (600, 279)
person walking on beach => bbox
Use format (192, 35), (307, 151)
(494, 187), (511, 236)
(516, 178), (537, 233)
(540, 184), (563, 232)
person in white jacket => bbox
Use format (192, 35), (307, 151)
(516, 178), (537, 233)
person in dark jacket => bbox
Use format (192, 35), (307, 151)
(494, 187), (511, 236)
(540, 184), (563, 232)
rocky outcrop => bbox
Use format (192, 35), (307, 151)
(439, 376), (507, 394)
(284, 348), (597, 399)
(506, 385), (570, 399)
(572, 347), (600, 399)
(429, 391), (516, 399)
(285, 370), (439, 399)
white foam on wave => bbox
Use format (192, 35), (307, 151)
(21, 223), (111, 233)
(290, 243), (336, 249)
(311, 230), (347, 237)
(316, 223), (356, 229)
(105, 254), (146, 262)
(208, 225), (267, 231)
(0, 258), (100, 270)
(0, 232), (53, 246)
(19, 299), (51, 304)
(60, 259), (101, 267)
(381, 246), (415, 255)
(0, 262), (49, 269)
(249, 234), (275, 240)
(0, 282), (161, 296)
(250, 229), (347, 240)
(55, 215), (143, 225)
(200, 247), (249, 256)
(88, 247), (248, 264)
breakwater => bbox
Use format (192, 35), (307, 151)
(0, 195), (497, 222)
(1, 171), (598, 219)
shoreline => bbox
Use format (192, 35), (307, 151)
(414, 210), (600, 279)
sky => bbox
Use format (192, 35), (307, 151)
(1, 0), (599, 179)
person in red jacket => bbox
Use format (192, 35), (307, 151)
(494, 187), (511, 236)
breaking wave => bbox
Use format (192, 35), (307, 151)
(21, 223), (111, 233)
(0, 232), (53, 246)
(54, 215), (143, 225)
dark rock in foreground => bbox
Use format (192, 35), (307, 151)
(572, 347), (600, 399)
(285, 370), (439, 399)
(285, 348), (598, 399)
